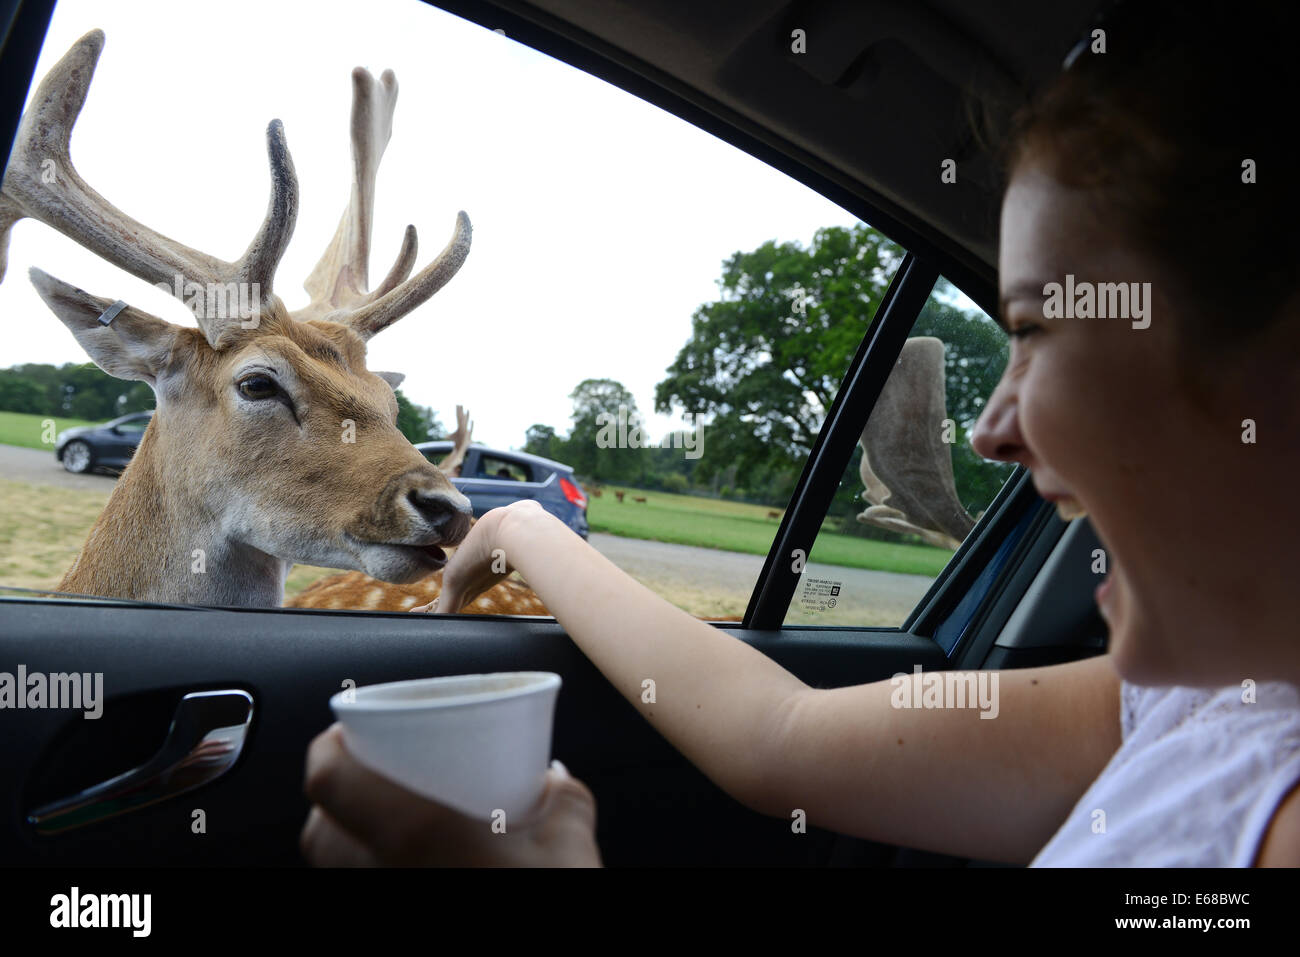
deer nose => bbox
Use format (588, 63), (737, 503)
(408, 489), (473, 536)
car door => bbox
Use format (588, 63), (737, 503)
(455, 452), (538, 515)
(0, 0), (1106, 870)
(103, 414), (148, 465)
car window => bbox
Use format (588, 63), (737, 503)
(114, 419), (149, 434)
(477, 456), (533, 483)
(782, 277), (1015, 627)
(1, 0), (982, 626)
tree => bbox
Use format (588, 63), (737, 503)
(566, 378), (639, 481)
(524, 424), (563, 460)
(656, 223), (901, 478)
(656, 224), (1013, 521)
(394, 390), (444, 444)
(0, 371), (46, 414)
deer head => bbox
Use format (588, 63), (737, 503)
(0, 30), (473, 606)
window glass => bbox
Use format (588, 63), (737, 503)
(114, 419), (149, 434)
(782, 278), (1015, 627)
(0, 0), (902, 620)
(477, 456), (532, 482)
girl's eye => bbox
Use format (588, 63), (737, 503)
(238, 375), (278, 400)
(1008, 323), (1042, 340)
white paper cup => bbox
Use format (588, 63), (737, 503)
(329, 672), (561, 822)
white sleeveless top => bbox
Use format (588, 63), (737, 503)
(1031, 679), (1300, 866)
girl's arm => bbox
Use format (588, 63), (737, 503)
(438, 501), (1121, 864)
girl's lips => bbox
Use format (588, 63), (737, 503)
(1053, 498), (1087, 521)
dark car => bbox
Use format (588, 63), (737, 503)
(415, 440), (589, 539)
(53, 410), (153, 474)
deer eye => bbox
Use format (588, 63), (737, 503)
(238, 374), (278, 400)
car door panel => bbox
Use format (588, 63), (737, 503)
(1, 598), (947, 866)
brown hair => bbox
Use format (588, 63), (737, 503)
(1001, 0), (1300, 348)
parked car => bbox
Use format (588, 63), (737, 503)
(53, 410), (153, 474)
(415, 440), (589, 539)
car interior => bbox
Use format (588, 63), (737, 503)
(1, 0), (1112, 867)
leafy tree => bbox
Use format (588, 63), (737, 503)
(656, 223), (901, 485)
(524, 424), (564, 461)
(118, 381), (154, 414)
(394, 390), (444, 444)
(566, 378), (640, 481)
(656, 224), (1013, 528)
(0, 372), (46, 414)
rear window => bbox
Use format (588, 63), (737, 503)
(475, 456), (534, 483)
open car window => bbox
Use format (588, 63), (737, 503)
(2, 0), (996, 628)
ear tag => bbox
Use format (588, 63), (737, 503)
(96, 299), (128, 326)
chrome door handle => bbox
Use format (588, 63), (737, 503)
(27, 689), (254, 835)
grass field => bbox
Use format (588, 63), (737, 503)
(0, 477), (110, 590)
(588, 486), (951, 577)
(0, 476), (341, 597)
(0, 410), (98, 451)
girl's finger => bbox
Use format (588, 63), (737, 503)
(300, 805), (381, 867)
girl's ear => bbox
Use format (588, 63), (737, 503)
(29, 268), (185, 384)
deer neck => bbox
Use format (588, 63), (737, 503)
(58, 425), (288, 607)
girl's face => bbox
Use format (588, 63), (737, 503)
(971, 162), (1300, 686)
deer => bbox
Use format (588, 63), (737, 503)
(615, 490), (625, 503)
(1, 30), (476, 607)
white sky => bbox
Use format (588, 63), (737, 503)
(2, 0), (881, 448)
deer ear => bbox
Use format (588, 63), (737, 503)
(30, 268), (183, 385)
(374, 370), (405, 391)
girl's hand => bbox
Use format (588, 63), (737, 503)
(412, 501), (544, 613)
(300, 723), (601, 867)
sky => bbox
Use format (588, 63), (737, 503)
(2, 0), (910, 448)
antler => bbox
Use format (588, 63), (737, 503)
(293, 66), (471, 340)
(437, 404), (474, 476)
(0, 30), (298, 348)
(857, 337), (975, 549)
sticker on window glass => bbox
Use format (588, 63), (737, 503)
(800, 578), (843, 613)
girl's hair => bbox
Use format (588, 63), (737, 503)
(1002, 0), (1300, 346)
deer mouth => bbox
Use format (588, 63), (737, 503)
(410, 543), (448, 567)
(343, 532), (454, 579)
(381, 541), (449, 571)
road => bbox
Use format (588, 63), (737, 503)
(1, 442), (936, 625)
(588, 532), (932, 626)
(0, 443), (119, 492)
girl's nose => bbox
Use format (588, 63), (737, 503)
(969, 375), (1027, 464)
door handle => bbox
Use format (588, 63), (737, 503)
(27, 689), (254, 835)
